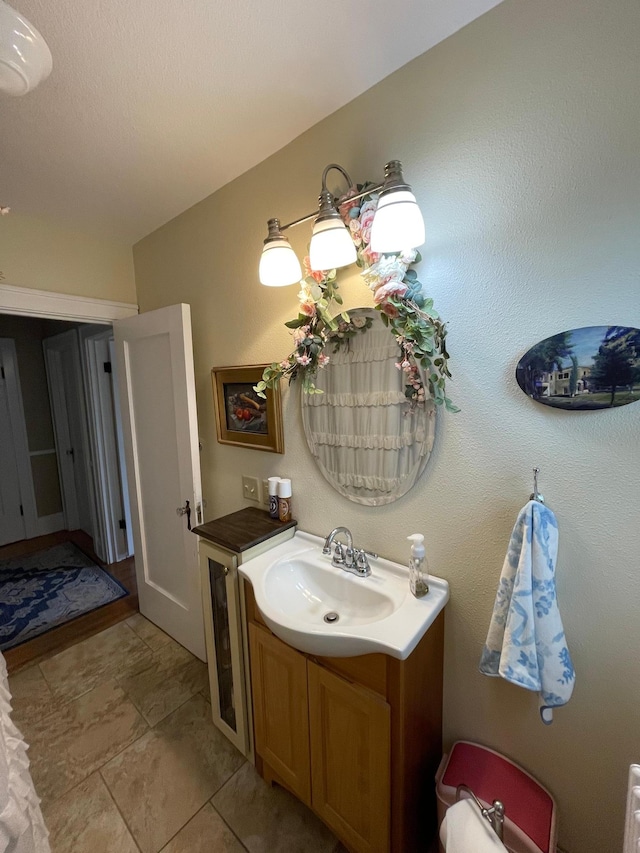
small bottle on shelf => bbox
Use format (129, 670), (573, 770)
(267, 477), (281, 519)
(277, 478), (292, 522)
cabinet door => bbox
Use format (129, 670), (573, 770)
(308, 661), (391, 853)
(200, 548), (249, 755)
(248, 624), (311, 805)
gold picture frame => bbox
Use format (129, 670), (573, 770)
(211, 364), (284, 453)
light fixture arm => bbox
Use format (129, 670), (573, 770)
(277, 164), (384, 232)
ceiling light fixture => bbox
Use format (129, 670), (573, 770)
(259, 160), (425, 286)
(0, 0), (52, 96)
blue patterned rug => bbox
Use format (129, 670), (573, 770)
(0, 542), (128, 651)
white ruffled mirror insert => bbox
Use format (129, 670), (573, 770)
(301, 308), (436, 505)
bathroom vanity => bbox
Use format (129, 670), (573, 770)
(239, 530), (449, 853)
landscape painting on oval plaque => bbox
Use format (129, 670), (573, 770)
(516, 325), (640, 410)
(301, 307), (436, 505)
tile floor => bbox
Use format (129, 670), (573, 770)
(8, 614), (345, 853)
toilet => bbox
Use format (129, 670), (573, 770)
(435, 741), (557, 853)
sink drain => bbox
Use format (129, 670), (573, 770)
(323, 611), (340, 624)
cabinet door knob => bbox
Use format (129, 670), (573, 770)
(223, 566), (229, 576)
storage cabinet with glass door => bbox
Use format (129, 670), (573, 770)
(193, 508), (297, 759)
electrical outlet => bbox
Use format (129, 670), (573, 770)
(242, 475), (260, 503)
(261, 479), (270, 508)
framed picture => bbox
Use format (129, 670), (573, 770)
(211, 364), (284, 453)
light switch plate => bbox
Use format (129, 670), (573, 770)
(261, 479), (270, 508)
(242, 475), (260, 503)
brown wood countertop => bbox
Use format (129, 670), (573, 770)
(192, 506), (296, 553)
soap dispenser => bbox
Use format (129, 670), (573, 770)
(407, 534), (429, 598)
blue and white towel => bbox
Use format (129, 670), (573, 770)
(479, 500), (575, 724)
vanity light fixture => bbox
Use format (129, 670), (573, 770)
(258, 160), (425, 286)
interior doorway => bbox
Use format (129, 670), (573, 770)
(0, 288), (140, 668)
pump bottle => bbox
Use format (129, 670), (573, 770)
(407, 533), (429, 598)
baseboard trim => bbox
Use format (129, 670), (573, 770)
(36, 513), (65, 536)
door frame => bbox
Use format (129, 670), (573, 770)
(80, 325), (133, 564)
(0, 338), (38, 540)
(0, 283), (138, 323)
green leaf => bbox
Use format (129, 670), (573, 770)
(284, 317), (307, 329)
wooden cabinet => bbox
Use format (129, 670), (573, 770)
(194, 510), (296, 760)
(248, 623), (311, 805)
(245, 584), (445, 853)
(308, 661), (390, 853)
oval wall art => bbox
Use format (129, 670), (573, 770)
(516, 325), (640, 410)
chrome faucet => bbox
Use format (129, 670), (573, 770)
(322, 527), (377, 577)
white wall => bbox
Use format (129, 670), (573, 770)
(133, 0), (640, 849)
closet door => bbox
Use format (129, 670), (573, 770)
(308, 661), (391, 853)
(248, 624), (311, 805)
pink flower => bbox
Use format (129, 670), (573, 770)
(296, 354), (312, 366)
(303, 256), (326, 283)
(280, 360), (290, 369)
(292, 325), (310, 345)
(299, 300), (316, 317)
(380, 302), (399, 318)
(318, 353), (330, 368)
(338, 187), (360, 220)
(373, 281), (408, 304)
(360, 208), (375, 232)
(361, 246), (380, 267)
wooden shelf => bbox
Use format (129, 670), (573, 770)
(192, 507), (296, 553)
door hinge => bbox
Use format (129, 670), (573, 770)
(19, 505), (24, 516)
(104, 361), (112, 374)
(118, 518), (126, 530)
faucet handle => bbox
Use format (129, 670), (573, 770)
(332, 542), (345, 565)
(354, 550), (372, 575)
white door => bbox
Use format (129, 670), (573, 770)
(0, 356), (26, 545)
(113, 304), (205, 660)
(44, 330), (95, 536)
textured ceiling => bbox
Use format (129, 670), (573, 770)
(0, 0), (503, 242)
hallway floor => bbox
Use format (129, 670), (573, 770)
(2, 530), (137, 674)
(8, 615), (346, 853)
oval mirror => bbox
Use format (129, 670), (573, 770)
(516, 325), (640, 410)
(301, 308), (436, 505)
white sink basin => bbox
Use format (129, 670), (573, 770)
(238, 531), (449, 659)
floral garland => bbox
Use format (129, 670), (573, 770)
(256, 183), (458, 413)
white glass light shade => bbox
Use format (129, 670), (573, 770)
(259, 239), (302, 287)
(309, 219), (357, 272)
(369, 190), (425, 254)
(0, 0), (52, 96)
